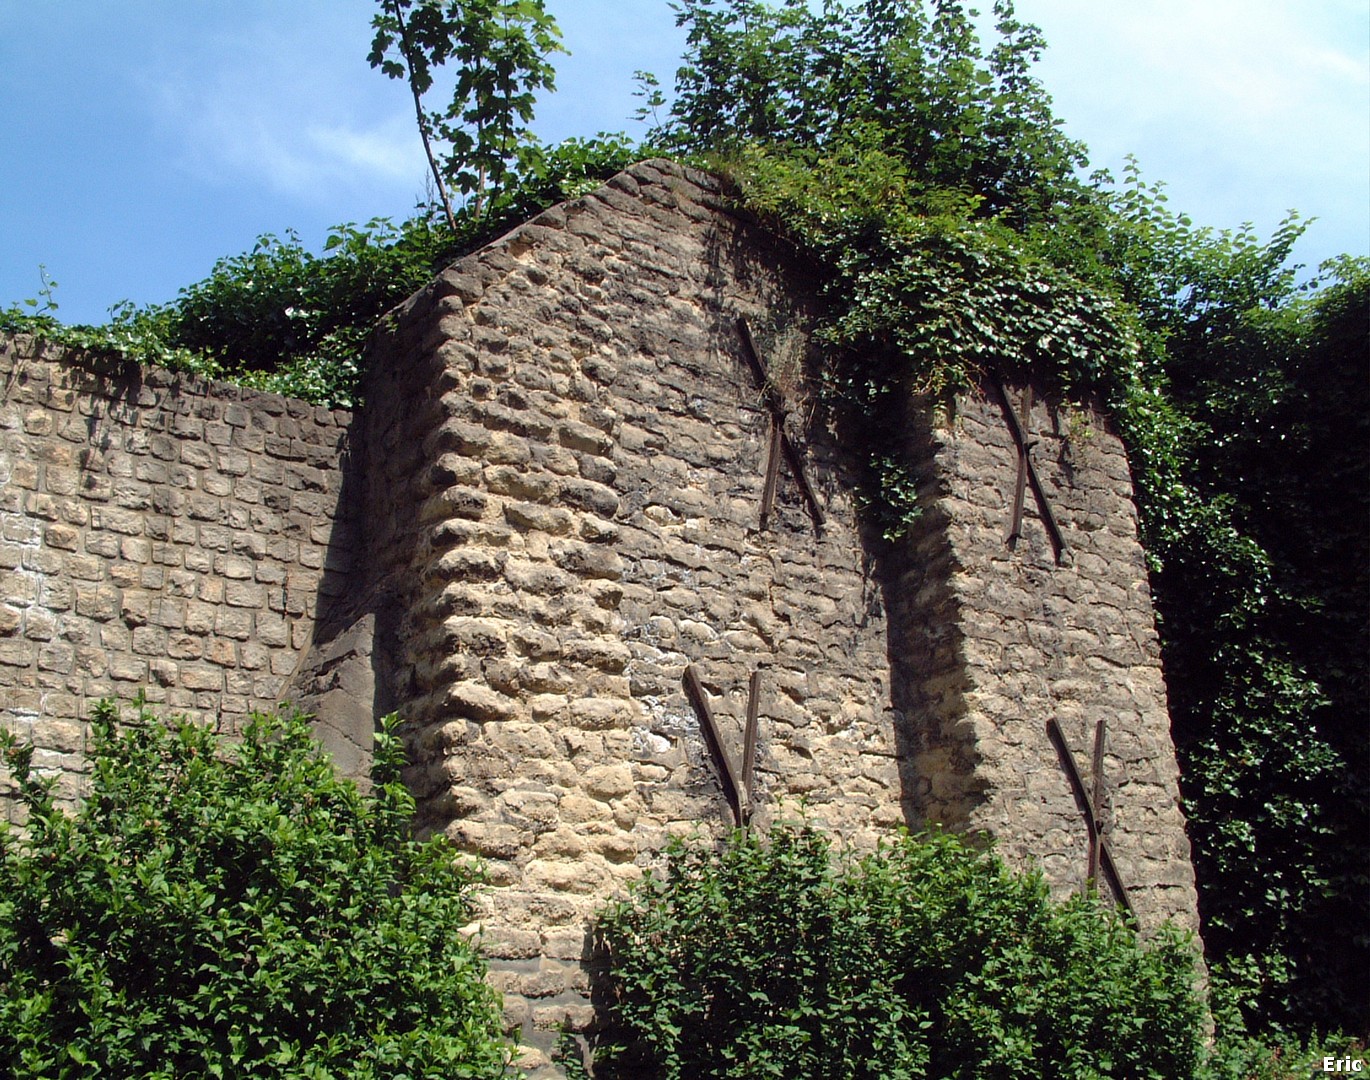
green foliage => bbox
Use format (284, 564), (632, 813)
(1117, 239), (1370, 1031)
(369, 0), (564, 221)
(661, 0), (1366, 1036)
(655, 3), (1136, 542)
(0, 270), (212, 377)
(1202, 971), (1368, 1080)
(1, 134), (640, 407)
(732, 144), (1136, 399)
(657, 0), (1090, 224)
(0, 701), (513, 1079)
(3, 0), (1362, 1043)
(1, 216), (448, 406)
(1085, 165), (1368, 1032)
(592, 823), (1207, 1079)
(147, 216), (451, 406)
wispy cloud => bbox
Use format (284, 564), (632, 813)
(139, 5), (428, 209)
(1026, 0), (1367, 138)
(1018, 0), (1368, 257)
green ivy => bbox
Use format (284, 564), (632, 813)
(0, 270), (215, 378)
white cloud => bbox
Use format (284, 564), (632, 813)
(1015, 0), (1369, 259)
(307, 122), (421, 185)
(138, 3), (429, 209)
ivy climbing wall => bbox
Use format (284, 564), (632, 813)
(0, 161), (1201, 1078)
(351, 160), (1201, 1073)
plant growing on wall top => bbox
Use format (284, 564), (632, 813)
(369, 0), (565, 227)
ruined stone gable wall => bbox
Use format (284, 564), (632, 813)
(356, 160), (1199, 1072)
(358, 161), (908, 1067)
(0, 161), (1201, 1076)
(0, 339), (355, 813)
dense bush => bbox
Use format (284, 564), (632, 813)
(1129, 254), (1370, 1030)
(590, 822), (1206, 1079)
(0, 701), (513, 1079)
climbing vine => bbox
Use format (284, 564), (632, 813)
(651, 0), (1367, 1037)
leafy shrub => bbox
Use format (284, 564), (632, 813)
(1202, 1029), (1367, 1080)
(591, 822), (1206, 1079)
(144, 216), (453, 406)
(0, 269), (213, 377)
(0, 700), (513, 1079)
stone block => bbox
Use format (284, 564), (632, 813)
(445, 681), (518, 724)
(505, 503), (574, 535)
(569, 697), (636, 731)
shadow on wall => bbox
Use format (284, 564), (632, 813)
(875, 402), (981, 835)
(281, 426), (392, 789)
(702, 213), (982, 837)
(815, 356), (982, 837)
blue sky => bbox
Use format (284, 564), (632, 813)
(1, 1), (1366, 327)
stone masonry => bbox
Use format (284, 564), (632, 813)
(0, 342), (356, 808)
(0, 160), (1201, 1076)
(349, 160), (1201, 1071)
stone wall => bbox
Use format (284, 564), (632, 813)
(354, 162), (909, 1070)
(0, 340), (356, 810)
(0, 161), (1201, 1077)
(354, 160), (1200, 1072)
(888, 386), (1199, 932)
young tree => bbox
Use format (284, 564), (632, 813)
(655, 0), (1090, 224)
(369, 0), (565, 227)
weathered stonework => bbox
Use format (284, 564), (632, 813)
(0, 160), (1201, 1076)
(889, 388), (1198, 931)
(0, 342), (356, 808)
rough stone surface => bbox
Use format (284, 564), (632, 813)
(0, 160), (1201, 1076)
(888, 388), (1198, 934)
(0, 341), (359, 809)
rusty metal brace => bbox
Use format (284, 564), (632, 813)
(1046, 717), (1135, 917)
(737, 317), (825, 533)
(995, 373), (1064, 563)
(684, 664), (762, 828)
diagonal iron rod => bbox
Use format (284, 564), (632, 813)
(759, 419), (783, 531)
(994, 373), (1064, 562)
(1005, 383), (1033, 546)
(684, 664), (745, 827)
(737, 317), (826, 530)
(1046, 717), (1134, 917)
(1088, 718), (1106, 887)
(742, 669), (761, 821)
